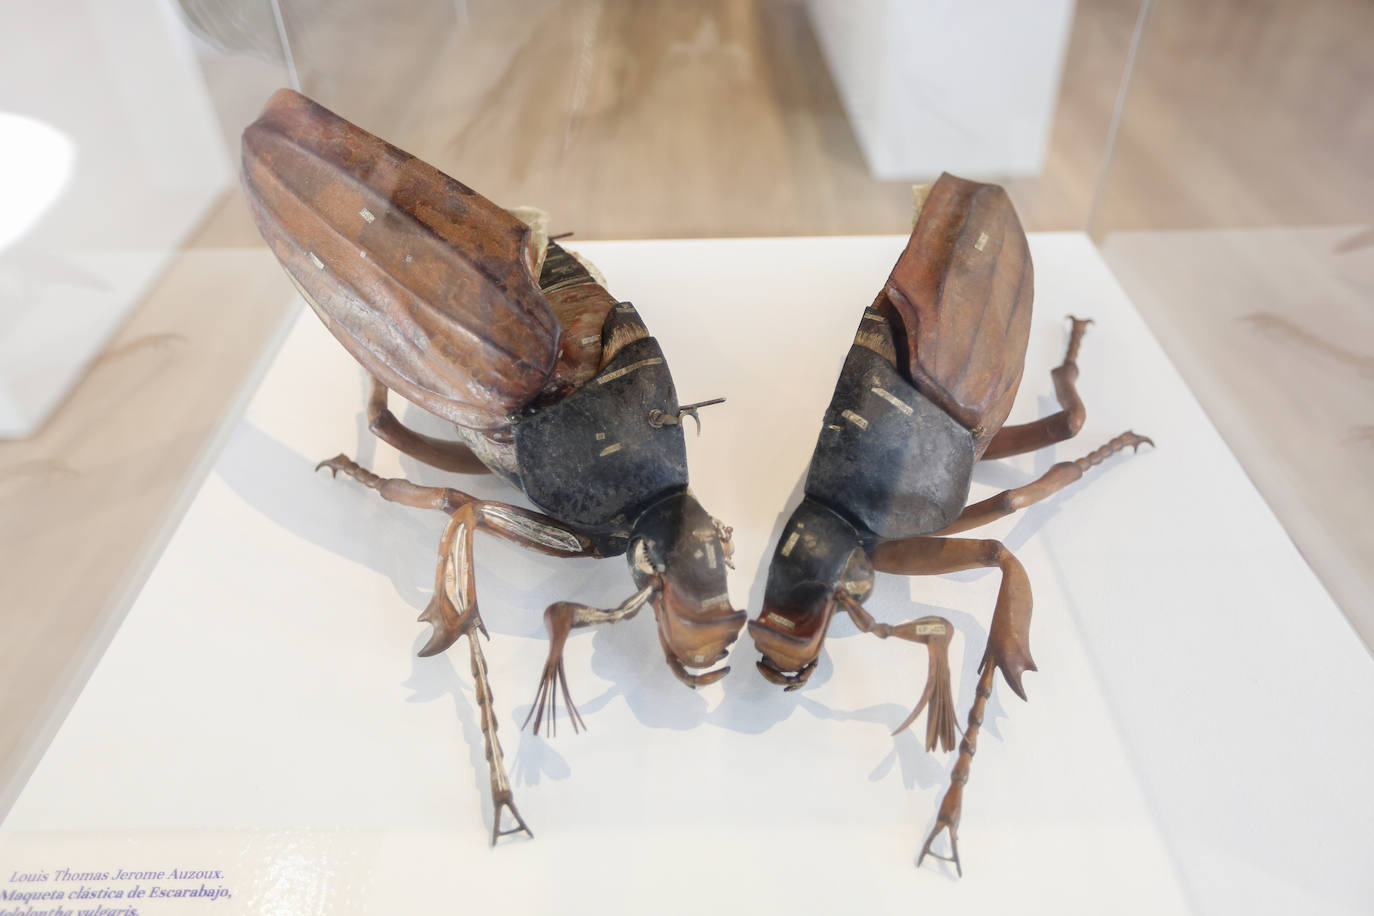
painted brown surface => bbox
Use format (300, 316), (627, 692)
(242, 90), (558, 431)
(883, 174), (1034, 447)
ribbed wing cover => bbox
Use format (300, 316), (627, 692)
(882, 173), (1034, 452)
(241, 89), (558, 430)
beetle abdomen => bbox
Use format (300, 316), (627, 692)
(882, 173), (1033, 451)
(241, 89), (559, 431)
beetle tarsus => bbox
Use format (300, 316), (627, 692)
(491, 793), (533, 845)
(916, 656), (998, 877)
(525, 601), (582, 737)
(836, 595), (957, 751)
(1074, 430), (1155, 473)
(523, 590), (655, 736)
(466, 632), (527, 844)
(1063, 315), (1094, 365)
(316, 453), (372, 482)
(917, 820), (962, 877)
(524, 655), (585, 738)
(890, 635), (957, 752)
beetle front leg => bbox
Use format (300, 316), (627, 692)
(982, 316), (1093, 460)
(524, 586), (656, 737)
(868, 535), (1034, 876)
(836, 594), (957, 753)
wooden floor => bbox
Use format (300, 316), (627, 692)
(2, 0), (1371, 814)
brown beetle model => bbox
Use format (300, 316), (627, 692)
(748, 174), (1151, 875)
(241, 89), (745, 843)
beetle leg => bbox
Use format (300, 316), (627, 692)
(982, 316), (1093, 460)
(315, 453), (477, 513)
(917, 660), (995, 878)
(417, 504), (527, 842)
(365, 377), (491, 474)
(868, 535), (1034, 876)
(938, 430), (1154, 535)
(523, 586), (655, 737)
(316, 453), (605, 842)
(422, 500), (599, 843)
(466, 625), (533, 844)
(835, 594), (957, 752)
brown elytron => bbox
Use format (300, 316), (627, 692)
(885, 174), (1035, 448)
(748, 173), (1152, 875)
(242, 90), (744, 844)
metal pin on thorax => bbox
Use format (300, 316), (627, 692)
(647, 397), (727, 435)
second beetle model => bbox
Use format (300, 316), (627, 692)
(748, 173), (1151, 875)
(241, 89), (745, 844)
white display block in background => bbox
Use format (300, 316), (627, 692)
(806, 0), (1076, 179)
(0, 0), (229, 436)
(1, 235), (1370, 915)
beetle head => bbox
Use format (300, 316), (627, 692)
(749, 498), (873, 690)
(628, 492), (746, 687)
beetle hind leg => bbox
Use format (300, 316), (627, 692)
(982, 315), (1094, 460)
(364, 377), (491, 475)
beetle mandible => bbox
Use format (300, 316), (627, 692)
(241, 90), (745, 843)
(747, 173), (1152, 875)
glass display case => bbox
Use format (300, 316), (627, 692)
(1, 2), (1370, 913)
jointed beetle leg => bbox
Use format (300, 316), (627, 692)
(865, 423), (1151, 874)
(365, 377), (491, 474)
(868, 535), (1032, 877)
(316, 453), (602, 843)
(525, 585), (655, 737)
(937, 430), (1154, 535)
(836, 593), (957, 752)
(982, 315), (1093, 460)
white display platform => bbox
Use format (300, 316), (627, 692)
(2, 234), (1370, 915)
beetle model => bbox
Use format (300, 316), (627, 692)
(748, 173), (1151, 875)
(241, 89), (745, 844)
